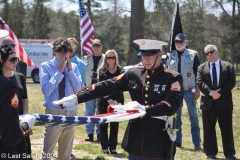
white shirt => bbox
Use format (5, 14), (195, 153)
(209, 59), (220, 87)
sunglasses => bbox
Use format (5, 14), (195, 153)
(2, 44), (16, 49)
(8, 57), (19, 63)
(70, 43), (76, 47)
(106, 56), (116, 60)
(92, 44), (101, 47)
(175, 40), (184, 43)
(205, 50), (215, 56)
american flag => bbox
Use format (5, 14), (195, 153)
(79, 0), (95, 55)
(33, 109), (146, 126)
(0, 17), (35, 67)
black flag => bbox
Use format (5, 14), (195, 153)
(168, 2), (183, 52)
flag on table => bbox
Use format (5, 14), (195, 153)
(0, 17), (35, 67)
(79, 0), (95, 55)
(168, 2), (183, 52)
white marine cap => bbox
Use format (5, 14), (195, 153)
(0, 30), (9, 45)
(133, 39), (168, 56)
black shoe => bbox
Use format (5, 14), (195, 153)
(175, 142), (182, 148)
(70, 153), (75, 159)
(96, 134), (101, 142)
(207, 155), (217, 159)
(225, 156), (236, 160)
(85, 134), (93, 142)
(110, 150), (118, 154)
(194, 144), (202, 150)
(103, 150), (109, 154)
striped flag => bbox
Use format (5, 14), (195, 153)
(168, 2), (183, 52)
(79, 0), (95, 55)
(0, 17), (35, 67)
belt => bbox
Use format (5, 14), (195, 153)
(151, 115), (169, 121)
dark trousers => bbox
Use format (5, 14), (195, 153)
(98, 106), (119, 150)
(202, 102), (235, 157)
(15, 137), (32, 160)
(0, 140), (18, 160)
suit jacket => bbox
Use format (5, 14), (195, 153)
(16, 60), (27, 78)
(197, 60), (235, 111)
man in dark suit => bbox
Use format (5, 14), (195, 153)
(197, 44), (236, 160)
(16, 60), (27, 78)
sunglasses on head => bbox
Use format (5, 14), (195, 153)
(106, 56), (116, 60)
(205, 50), (215, 56)
(8, 57), (19, 63)
(2, 44), (16, 49)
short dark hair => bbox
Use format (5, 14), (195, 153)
(52, 37), (73, 53)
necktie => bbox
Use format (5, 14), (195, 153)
(212, 63), (217, 89)
(59, 73), (65, 109)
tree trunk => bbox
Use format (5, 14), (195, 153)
(127, 0), (145, 65)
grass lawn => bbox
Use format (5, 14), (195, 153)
(27, 83), (240, 160)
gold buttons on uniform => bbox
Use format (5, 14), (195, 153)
(145, 101), (148, 104)
(145, 94), (148, 98)
(133, 86), (136, 89)
(152, 70), (155, 73)
(146, 81), (150, 84)
(147, 75), (150, 78)
(158, 91), (160, 94)
(145, 87), (148, 91)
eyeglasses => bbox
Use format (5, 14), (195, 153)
(205, 50), (215, 56)
(106, 56), (116, 60)
(8, 57), (19, 63)
(2, 44), (16, 49)
(175, 40), (184, 44)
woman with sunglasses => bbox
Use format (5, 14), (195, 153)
(0, 46), (32, 160)
(97, 50), (124, 154)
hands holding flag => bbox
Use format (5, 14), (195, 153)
(53, 94), (78, 107)
(53, 95), (145, 115)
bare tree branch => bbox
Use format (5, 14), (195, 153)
(214, 0), (230, 16)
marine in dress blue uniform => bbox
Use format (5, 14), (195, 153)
(56, 39), (184, 159)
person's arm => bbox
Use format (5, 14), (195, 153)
(66, 63), (83, 92)
(193, 54), (201, 99)
(22, 99), (29, 114)
(193, 54), (200, 77)
(197, 63), (212, 96)
(20, 74), (29, 114)
(144, 74), (184, 116)
(39, 63), (64, 96)
(218, 63), (236, 97)
(99, 69), (113, 102)
(76, 72), (129, 103)
(81, 61), (86, 83)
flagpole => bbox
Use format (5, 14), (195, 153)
(78, 0), (83, 59)
(169, 2), (178, 52)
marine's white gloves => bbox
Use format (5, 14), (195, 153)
(108, 101), (145, 113)
(19, 114), (36, 128)
(52, 94), (78, 106)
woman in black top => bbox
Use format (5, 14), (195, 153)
(0, 45), (31, 160)
(97, 50), (124, 154)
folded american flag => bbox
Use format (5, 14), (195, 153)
(33, 110), (146, 126)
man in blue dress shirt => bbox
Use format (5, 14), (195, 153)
(39, 37), (83, 160)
